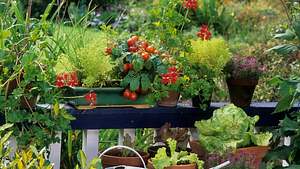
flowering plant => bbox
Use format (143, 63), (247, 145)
(224, 56), (265, 80)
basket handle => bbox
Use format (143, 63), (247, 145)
(99, 145), (147, 169)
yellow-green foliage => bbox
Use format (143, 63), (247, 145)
(54, 25), (115, 87)
(77, 38), (114, 87)
(188, 38), (231, 75)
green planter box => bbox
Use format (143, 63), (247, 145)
(63, 87), (149, 107)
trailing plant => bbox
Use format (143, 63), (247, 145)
(224, 55), (266, 80)
(0, 0), (73, 148)
(195, 104), (272, 154)
(151, 138), (204, 169)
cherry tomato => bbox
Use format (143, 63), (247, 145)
(105, 47), (112, 55)
(153, 50), (160, 55)
(128, 46), (138, 53)
(131, 35), (139, 42)
(129, 92), (138, 101)
(141, 52), (150, 61)
(128, 63), (133, 70)
(139, 41), (149, 50)
(123, 63), (132, 72)
(127, 38), (136, 47)
(146, 46), (155, 53)
(123, 89), (131, 98)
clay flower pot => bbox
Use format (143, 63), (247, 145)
(157, 91), (180, 107)
(190, 140), (269, 169)
(148, 160), (197, 169)
(226, 78), (259, 107)
(101, 149), (149, 168)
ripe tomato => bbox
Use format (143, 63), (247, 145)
(128, 63), (133, 70)
(146, 46), (155, 53)
(123, 63), (132, 72)
(123, 89), (131, 98)
(136, 86), (142, 93)
(131, 35), (139, 42)
(105, 47), (112, 55)
(129, 92), (138, 101)
(128, 46), (138, 53)
(139, 41), (149, 50)
(153, 50), (160, 55)
(141, 52), (150, 61)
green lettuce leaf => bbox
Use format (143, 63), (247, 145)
(251, 132), (273, 146)
(152, 148), (171, 169)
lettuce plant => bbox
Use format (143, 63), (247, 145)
(195, 104), (272, 154)
(152, 138), (204, 169)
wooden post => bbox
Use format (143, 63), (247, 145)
(49, 132), (62, 169)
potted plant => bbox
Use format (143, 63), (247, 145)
(186, 26), (231, 108)
(55, 26), (164, 107)
(148, 138), (204, 169)
(191, 104), (272, 169)
(148, 123), (190, 158)
(149, 64), (183, 107)
(101, 134), (150, 168)
(224, 56), (265, 107)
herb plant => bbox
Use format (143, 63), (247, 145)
(151, 138), (204, 169)
(224, 56), (265, 80)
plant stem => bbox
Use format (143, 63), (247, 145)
(180, 9), (189, 32)
(280, 0), (293, 27)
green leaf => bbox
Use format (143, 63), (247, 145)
(274, 29), (296, 40)
(77, 150), (87, 168)
(0, 123), (13, 132)
(141, 74), (151, 90)
(293, 19), (300, 39)
(264, 146), (294, 161)
(121, 72), (134, 87)
(61, 110), (76, 120)
(274, 94), (294, 113)
(133, 58), (144, 72)
(267, 44), (299, 55)
(280, 116), (299, 133)
(130, 76), (140, 91)
(285, 165), (300, 169)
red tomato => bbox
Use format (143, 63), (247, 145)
(128, 46), (138, 53)
(153, 50), (160, 55)
(123, 64), (132, 72)
(141, 52), (150, 61)
(139, 41), (149, 50)
(123, 89), (131, 98)
(129, 92), (138, 101)
(128, 63), (133, 70)
(105, 47), (112, 55)
(131, 35), (139, 42)
(146, 46), (155, 53)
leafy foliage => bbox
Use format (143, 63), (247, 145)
(152, 138), (204, 169)
(0, 0), (72, 148)
(188, 37), (231, 76)
(195, 104), (272, 154)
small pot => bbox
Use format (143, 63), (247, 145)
(101, 149), (149, 168)
(157, 91), (180, 107)
(226, 78), (258, 107)
(190, 140), (269, 169)
(148, 160), (197, 169)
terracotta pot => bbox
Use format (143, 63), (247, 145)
(157, 91), (180, 107)
(190, 140), (269, 169)
(148, 160), (197, 169)
(101, 149), (149, 168)
(226, 78), (259, 107)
